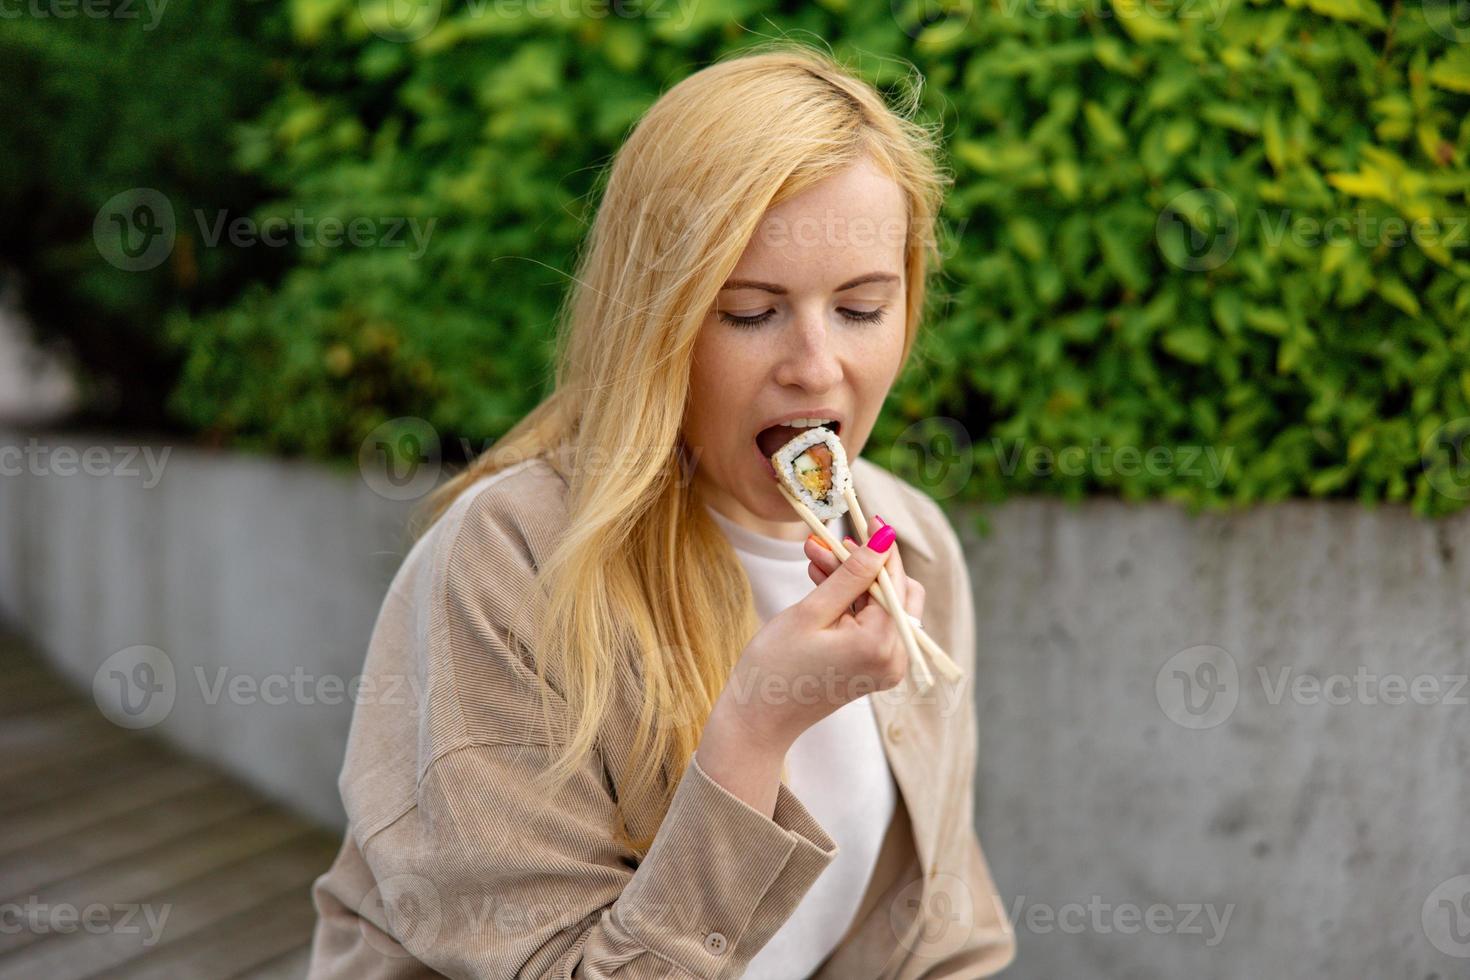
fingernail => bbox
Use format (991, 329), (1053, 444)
(867, 525), (896, 553)
(807, 533), (831, 552)
(843, 535), (855, 546)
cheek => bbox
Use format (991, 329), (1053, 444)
(687, 327), (761, 446)
(847, 317), (906, 389)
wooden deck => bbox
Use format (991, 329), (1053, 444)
(0, 628), (337, 979)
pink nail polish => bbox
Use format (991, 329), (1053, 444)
(867, 525), (896, 553)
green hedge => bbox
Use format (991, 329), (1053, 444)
(0, 2), (286, 430)
(12, 0), (1470, 515)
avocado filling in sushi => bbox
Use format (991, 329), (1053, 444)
(792, 443), (835, 498)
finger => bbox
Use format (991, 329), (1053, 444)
(870, 515), (907, 610)
(798, 526), (896, 625)
(804, 534), (840, 577)
(841, 536), (871, 613)
(854, 579), (903, 660)
(903, 573), (926, 620)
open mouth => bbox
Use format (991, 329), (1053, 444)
(755, 420), (842, 465)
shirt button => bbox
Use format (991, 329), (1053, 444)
(704, 931), (728, 955)
(887, 722), (904, 743)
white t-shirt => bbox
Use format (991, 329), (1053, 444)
(704, 502), (899, 979)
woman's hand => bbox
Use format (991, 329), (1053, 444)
(805, 515), (924, 622)
(713, 515), (926, 752)
(696, 516), (924, 816)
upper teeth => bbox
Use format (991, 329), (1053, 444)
(786, 418), (835, 428)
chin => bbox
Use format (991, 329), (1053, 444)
(750, 492), (795, 522)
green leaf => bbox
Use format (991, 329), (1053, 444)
(1161, 326), (1214, 364)
(1084, 101), (1129, 151)
(1303, 0), (1385, 27)
(1375, 276), (1421, 317)
(1110, 0), (1182, 41)
(1244, 305), (1291, 335)
(1008, 217), (1046, 261)
(1428, 49), (1470, 94)
(1200, 103), (1261, 135)
(1095, 219), (1150, 292)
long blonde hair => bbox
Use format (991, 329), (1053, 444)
(415, 40), (951, 856)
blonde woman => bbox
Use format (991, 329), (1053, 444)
(307, 41), (1014, 979)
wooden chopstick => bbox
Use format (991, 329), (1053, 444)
(841, 488), (964, 683)
(841, 488), (935, 691)
(776, 483), (935, 694)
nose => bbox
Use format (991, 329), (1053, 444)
(772, 306), (843, 392)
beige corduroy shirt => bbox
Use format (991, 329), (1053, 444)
(306, 444), (1016, 979)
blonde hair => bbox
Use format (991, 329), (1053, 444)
(415, 40), (951, 856)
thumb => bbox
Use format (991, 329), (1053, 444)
(799, 526), (896, 626)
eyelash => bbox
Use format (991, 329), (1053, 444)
(717, 307), (888, 329)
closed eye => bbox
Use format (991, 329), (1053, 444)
(717, 307), (889, 329)
(839, 307), (886, 324)
(718, 309), (777, 328)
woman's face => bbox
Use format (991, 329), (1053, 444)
(685, 156), (909, 539)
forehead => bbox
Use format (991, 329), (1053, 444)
(729, 156), (907, 285)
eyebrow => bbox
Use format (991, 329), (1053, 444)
(720, 272), (900, 294)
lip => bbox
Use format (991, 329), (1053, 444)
(751, 408), (846, 480)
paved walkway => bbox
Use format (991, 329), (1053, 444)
(0, 627), (336, 979)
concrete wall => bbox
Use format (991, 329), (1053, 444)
(2, 428), (1468, 976)
(965, 497), (1470, 978)
(0, 428), (416, 827)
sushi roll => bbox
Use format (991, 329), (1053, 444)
(769, 425), (852, 521)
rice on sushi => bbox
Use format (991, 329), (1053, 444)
(769, 425), (851, 521)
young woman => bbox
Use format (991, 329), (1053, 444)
(307, 42), (1014, 979)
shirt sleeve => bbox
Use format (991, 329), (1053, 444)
(354, 743), (837, 978)
(346, 488), (840, 978)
